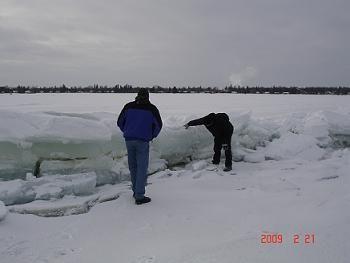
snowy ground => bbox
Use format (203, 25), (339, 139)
(0, 93), (350, 262)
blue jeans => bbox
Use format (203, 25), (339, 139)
(125, 140), (150, 200)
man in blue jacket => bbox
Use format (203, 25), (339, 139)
(117, 88), (162, 205)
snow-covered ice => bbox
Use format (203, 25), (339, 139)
(0, 172), (97, 205)
(0, 93), (349, 262)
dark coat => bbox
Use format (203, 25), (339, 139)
(187, 113), (233, 144)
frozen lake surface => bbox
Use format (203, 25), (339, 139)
(0, 93), (349, 263)
(1, 93), (349, 116)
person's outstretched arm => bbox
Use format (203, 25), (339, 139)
(185, 113), (214, 128)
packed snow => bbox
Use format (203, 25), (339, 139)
(0, 93), (349, 262)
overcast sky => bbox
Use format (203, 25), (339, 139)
(1, 0), (349, 87)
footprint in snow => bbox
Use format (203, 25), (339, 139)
(133, 255), (156, 263)
(318, 175), (339, 181)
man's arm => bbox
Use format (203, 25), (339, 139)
(117, 106), (127, 132)
(186, 113), (213, 127)
(152, 106), (163, 138)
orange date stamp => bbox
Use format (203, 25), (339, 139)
(261, 233), (315, 245)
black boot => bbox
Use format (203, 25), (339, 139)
(223, 166), (232, 172)
(212, 160), (220, 165)
(135, 196), (151, 205)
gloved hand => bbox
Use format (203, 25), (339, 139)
(184, 124), (189, 129)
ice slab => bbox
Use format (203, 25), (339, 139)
(8, 196), (100, 217)
(264, 132), (326, 161)
(1, 108), (350, 185)
(0, 200), (7, 221)
(8, 190), (120, 217)
(0, 172), (97, 205)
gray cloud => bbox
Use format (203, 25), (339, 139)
(0, 0), (349, 86)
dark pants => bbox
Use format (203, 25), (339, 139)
(213, 136), (232, 167)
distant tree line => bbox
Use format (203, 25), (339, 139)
(0, 84), (349, 95)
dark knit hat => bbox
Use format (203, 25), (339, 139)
(135, 88), (149, 101)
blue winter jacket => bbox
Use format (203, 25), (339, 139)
(117, 100), (162, 142)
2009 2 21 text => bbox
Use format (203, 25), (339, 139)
(261, 233), (315, 245)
